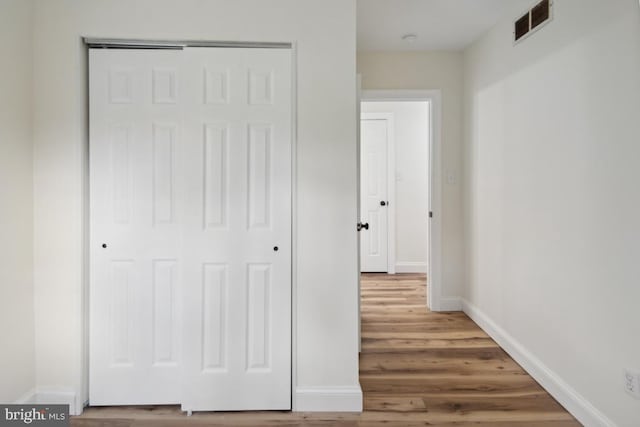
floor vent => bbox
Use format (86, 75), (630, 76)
(514, 0), (553, 43)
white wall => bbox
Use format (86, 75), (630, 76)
(31, 0), (359, 414)
(361, 101), (430, 272)
(357, 52), (464, 297)
(463, 1), (640, 425)
(0, 0), (35, 404)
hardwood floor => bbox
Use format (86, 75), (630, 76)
(72, 273), (579, 426)
(358, 273), (579, 426)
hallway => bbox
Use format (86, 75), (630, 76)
(359, 273), (579, 425)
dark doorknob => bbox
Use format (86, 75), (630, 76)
(380, 201), (387, 206)
(357, 222), (369, 231)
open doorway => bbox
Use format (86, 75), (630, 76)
(360, 102), (430, 275)
(357, 90), (442, 315)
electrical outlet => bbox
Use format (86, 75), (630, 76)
(624, 369), (640, 399)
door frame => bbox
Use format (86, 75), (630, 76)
(359, 112), (396, 275)
(82, 39), (298, 413)
(360, 90), (443, 311)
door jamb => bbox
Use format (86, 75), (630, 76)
(355, 74), (361, 353)
(289, 42), (299, 411)
(360, 90), (443, 311)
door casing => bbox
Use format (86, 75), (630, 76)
(360, 90), (443, 312)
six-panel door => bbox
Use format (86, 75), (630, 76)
(89, 47), (291, 411)
(360, 118), (389, 272)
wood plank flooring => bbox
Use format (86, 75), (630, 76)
(72, 273), (579, 426)
(358, 273), (579, 426)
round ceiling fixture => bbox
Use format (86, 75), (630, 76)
(402, 34), (417, 43)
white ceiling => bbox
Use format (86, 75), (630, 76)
(357, 0), (533, 52)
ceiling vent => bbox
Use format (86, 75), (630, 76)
(514, 0), (553, 43)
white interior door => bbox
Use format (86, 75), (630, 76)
(180, 47), (291, 412)
(89, 49), (185, 405)
(89, 46), (291, 411)
(360, 116), (390, 272)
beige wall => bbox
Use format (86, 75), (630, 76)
(357, 52), (464, 298)
(463, 1), (640, 425)
(0, 0), (35, 403)
(32, 0), (358, 413)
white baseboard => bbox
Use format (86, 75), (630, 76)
(461, 299), (616, 427)
(435, 297), (462, 312)
(13, 388), (36, 404)
(395, 262), (427, 273)
(14, 387), (82, 416)
(294, 386), (362, 412)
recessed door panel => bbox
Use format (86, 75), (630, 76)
(202, 263), (228, 372)
(246, 263), (271, 372)
(110, 260), (134, 367)
(152, 259), (179, 366)
(247, 124), (272, 229)
(203, 123), (229, 229)
(110, 125), (132, 225)
(152, 123), (176, 226)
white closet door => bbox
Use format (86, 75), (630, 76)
(90, 47), (291, 410)
(360, 118), (389, 272)
(180, 47), (291, 412)
(89, 49), (185, 405)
